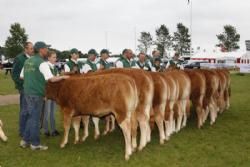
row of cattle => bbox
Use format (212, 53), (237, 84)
(45, 68), (231, 160)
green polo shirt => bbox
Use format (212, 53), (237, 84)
(23, 54), (46, 97)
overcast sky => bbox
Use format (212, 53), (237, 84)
(1, 0), (249, 54)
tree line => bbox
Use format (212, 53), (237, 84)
(0, 22), (241, 60)
(138, 23), (240, 57)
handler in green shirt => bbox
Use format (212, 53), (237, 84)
(136, 52), (151, 71)
(20, 41), (69, 151)
(64, 48), (82, 73)
(116, 49), (136, 68)
(81, 49), (98, 73)
(166, 52), (184, 70)
(96, 49), (111, 70)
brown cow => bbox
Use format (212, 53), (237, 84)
(198, 69), (220, 125)
(184, 69), (206, 128)
(148, 72), (168, 144)
(220, 69), (231, 110)
(158, 72), (178, 140)
(164, 70), (191, 132)
(214, 69), (227, 113)
(0, 119), (8, 142)
(46, 74), (138, 160)
(215, 69), (231, 112)
(72, 68), (154, 151)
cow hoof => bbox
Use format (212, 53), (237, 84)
(132, 147), (137, 153)
(2, 137), (8, 142)
(60, 143), (66, 148)
(74, 140), (80, 144)
(81, 136), (88, 142)
(138, 146), (144, 151)
(125, 155), (130, 161)
(94, 134), (100, 140)
(102, 131), (109, 136)
(160, 139), (165, 145)
(165, 136), (170, 141)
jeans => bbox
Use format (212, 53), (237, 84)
(19, 90), (28, 138)
(23, 95), (44, 146)
(43, 100), (56, 133)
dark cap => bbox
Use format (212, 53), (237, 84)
(100, 49), (110, 55)
(34, 41), (51, 50)
(88, 49), (98, 56)
(70, 48), (79, 54)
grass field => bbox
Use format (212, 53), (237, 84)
(0, 70), (17, 95)
(0, 73), (250, 167)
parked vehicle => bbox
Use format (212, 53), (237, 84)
(184, 61), (208, 69)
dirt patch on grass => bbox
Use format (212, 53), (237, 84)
(0, 94), (19, 106)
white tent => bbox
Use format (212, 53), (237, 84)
(191, 51), (244, 63)
(239, 52), (250, 64)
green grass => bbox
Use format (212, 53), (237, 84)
(0, 70), (17, 95)
(0, 74), (250, 167)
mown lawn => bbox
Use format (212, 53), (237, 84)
(0, 70), (17, 95)
(0, 74), (250, 167)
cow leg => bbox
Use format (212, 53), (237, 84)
(209, 99), (217, 125)
(61, 108), (72, 148)
(164, 101), (172, 140)
(72, 116), (81, 144)
(196, 105), (203, 129)
(154, 105), (166, 145)
(103, 116), (110, 136)
(119, 117), (132, 161)
(181, 100), (189, 128)
(176, 101), (183, 132)
(225, 90), (230, 110)
(131, 112), (138, 152)
(138, 117), (148, 151)
(168, 101), (175, 136)
(81, 116), (90, 142)
(110, 115), (116, 132)
(0, 125), (8, 142)
(146, 120), (151, 143)
(147, 107), (155, 143)
(195, 97), (204, 128)
(164, 121), (170, 141)
(204, 106), (210, 123)
(92, 117), (100, 140)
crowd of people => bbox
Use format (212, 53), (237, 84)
(11, 41), (184, 151)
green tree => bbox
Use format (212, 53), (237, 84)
(59, 50), (71, 60)
(173, 23), (191, 56)
(138, 32), (153, 54)
(5, 23), (28, 58)
(0, 46), (6, 56)
(155, 25), (172, 57)
(216, 25), (240, 52)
